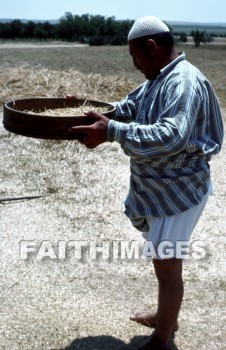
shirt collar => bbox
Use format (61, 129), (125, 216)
(158, 52), (186, 78)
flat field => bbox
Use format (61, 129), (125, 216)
(0, 42), (226, 106)
(0, 43), (225, 350)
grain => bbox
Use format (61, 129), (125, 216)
(36, 104), (111, 117)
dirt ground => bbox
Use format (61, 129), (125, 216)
(0, 43), (226, 350)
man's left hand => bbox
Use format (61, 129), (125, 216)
(68, 110), (110, 148)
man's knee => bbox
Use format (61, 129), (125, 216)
(153, 258), (183, 282)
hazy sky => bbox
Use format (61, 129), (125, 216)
(1, 0), (226, 23)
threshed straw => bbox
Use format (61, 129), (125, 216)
(29, 104), (111, 117)
(0, 65), (225, 350)
(0, 64), (136, 111)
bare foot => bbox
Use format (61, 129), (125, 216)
(130, 312), (178, 332)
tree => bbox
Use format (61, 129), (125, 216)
(0, 22), (11, 41)
(9, 20), (24, 40)
(191, 29), (214, 47)
(57, 12), (75, 41)
(23, 21), (36, 39)
(202, 31), (214, 44)
(179, 32), (188, 43)
(33, 22), (52, 40)
(192, 30), (204, 47)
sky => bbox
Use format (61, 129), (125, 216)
(1, 0), (226, 23)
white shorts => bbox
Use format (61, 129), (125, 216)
(142, 181), (213, 259)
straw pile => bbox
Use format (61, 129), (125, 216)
(0, 64), (137, 110)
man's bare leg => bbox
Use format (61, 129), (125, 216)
(134, 258), (184, 349)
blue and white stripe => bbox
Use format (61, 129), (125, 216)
(107, 53), (224, 231)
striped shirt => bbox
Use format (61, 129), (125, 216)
(107, 52), (224, 231)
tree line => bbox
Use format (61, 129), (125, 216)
(0, 12), (133, 45)
(0, 12), (217, 46)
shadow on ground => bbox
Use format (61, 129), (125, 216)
(57, 334), (179, 350)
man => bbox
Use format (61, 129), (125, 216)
(68, 16), (224, 350)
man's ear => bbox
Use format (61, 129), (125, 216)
(146, 39), (157, 54)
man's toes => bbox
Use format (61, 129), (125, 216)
(130, 312), (179, 332)
(130, 312), (157, 327)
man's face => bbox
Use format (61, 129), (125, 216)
(129, 40), (154, 80)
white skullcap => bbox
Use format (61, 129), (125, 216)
(128, 16), (169, 41)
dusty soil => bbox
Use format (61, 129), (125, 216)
(0, 43), (225, 350)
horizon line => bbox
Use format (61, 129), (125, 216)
(0, 17), (225, 26)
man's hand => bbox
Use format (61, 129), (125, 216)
(68, 110), (110, 148)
